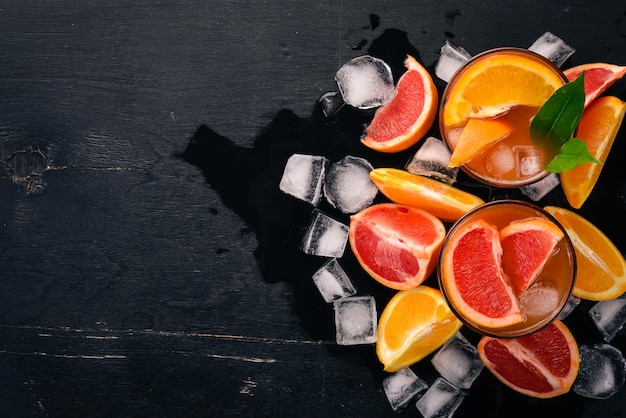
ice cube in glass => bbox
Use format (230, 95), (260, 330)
(382, 367), (428, 411)
(323, 156), (378, 214)
(300, 210), (349, 258)
(405, 136), (459, 184)
(335, 55), (396, 109)
(431, 332), (483, 390)
(574, 343), (626, 399)
(334, 296), (377, 345)
(415, 377), (465, 418)
(312, 258), (356, 303)
(279, 154), (328, 206)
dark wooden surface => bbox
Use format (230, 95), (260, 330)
(2, 1), (626, 417)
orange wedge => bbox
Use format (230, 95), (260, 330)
(369, 168), (484, 222)
(563, 63), (626, 108)
(560, 96), (626, 209)
(448, 117), (512, 167)
(376, 286), (463, 372)
(362, 55), (438, 153)
(544, 206), (626, 301)
(442, 49), (565, 128)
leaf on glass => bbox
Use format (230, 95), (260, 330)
(546, 138), (602, 173)
(530, 72), (586, 152)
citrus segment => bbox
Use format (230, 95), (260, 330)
(544, 206), (626, 301)
(362, 55), (438, 153)
(442, 50), (565, 128)
(349, 203), (446, 290)
(448, 117), (512, 167)
(440, 219), (524, 328)
(376, 286), (463, 372)
(500, 218), (564, 296)
(369, 168), (484, 222)
(560, 96), (626, 209)
(563, 63), (626, 107)
(478, 320), (579, 398)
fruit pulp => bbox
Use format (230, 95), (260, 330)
(438, 200), (576, 338)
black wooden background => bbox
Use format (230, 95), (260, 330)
(2, 1), (626, 417)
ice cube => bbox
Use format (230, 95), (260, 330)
(435, 40), (472, 83)
(318, 91), (345, 118)
(415, 377), (465, 418)
(519, 282), (560, 318)
(588, 293), (626, 342)
(383, 367), (428, 411)
(484, 142), (516, 178)
(574, 343), (626, 399)
(528, 32), (575, 68)
(405, 137), (459, 184)
(520, 173), (560, 201)
(312, 258), (357, 303)
(300, 210), (349, 258)
(334, 296), (377, 345)
(279, 154), (328, 206)
(323, 156), (378, 214)
(557, 295), (581, 320)
(431, 332), (484, 390)
(335, 55), (397, 109)
(514, 145), (543, 177)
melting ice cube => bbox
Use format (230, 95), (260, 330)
(335, 55), (396, 109)
(519, 282), (560, 318)
(383, 367), (428, 411)
(279, 154), (328, 206)
(415, 377), (465, 418)
(574, 343), (626, 399)
(431, 332), (484, 390)
(405, 137), (459, 184)
(514, 145), (543, 177)
(318, 91), (345, 118)
(588, 294), (626, 342)
(312, 258), (357, 303)
(484, 142), (516, 178)
(520, 173), (560, 201)
(333, 296), (377, 345)
(435, 40), (472, 83)
(528, 32), (575, 68)
(323, 156), (378, 214)
(300, 210), (349, 258)
(557, 295), (581, 320)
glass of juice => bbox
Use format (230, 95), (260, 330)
(439, 48), (568, 187)
(437, 200), (576, 338)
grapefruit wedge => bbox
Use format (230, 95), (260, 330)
(563, 63), (626, 108)
(478, 320), (579, 398)
(349, 203), (446, 290)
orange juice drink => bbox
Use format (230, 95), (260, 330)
(438, 200), (576, 338)
(440, 48), (568, 187)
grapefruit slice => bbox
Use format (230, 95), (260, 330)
(478, 320), (579, 398)
(440, 219), (524, 328)
(361, 55), (438, 152)
(560, 96), (626, 209)
(376, 286), (462, 372)
(563, 63), (626, 107)
(369, 168), (484, 223)
(500, 217), (565, 296)
(349, 203), (446, 290)
(448, 117), (512, 167)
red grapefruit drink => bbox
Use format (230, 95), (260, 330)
(438, 200), (576, 338)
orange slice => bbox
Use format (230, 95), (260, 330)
(478, 320), (579, 398)
(361, 55), (438, 152)
(563, 63), (626, 107)
(448, 117), (512, 167)
(349, 203), (446, 290)
(369, 168), (484, 223)
(442, 49), (566, 128)
(560, 96), (626, 209)
(440, 219), (524, 329)
(376, 286), (463, 372)
(544, 206), (626, 301)
(500, 218), (564, 296)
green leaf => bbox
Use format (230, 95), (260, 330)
(546, 138), (602, 173)
(530, 72), (586, 153)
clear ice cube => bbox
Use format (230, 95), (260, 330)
(485, 142), (516, 178)
(335, 55), (397, 109)
(528, 32), (575, 68)
(557, 295), (581, 320)
(519, 282), (560, 318)
(520, 173), (560, 201)
(435, 40), (472, 83)
(588, 293), (626, 342)
(405, 137), (459, 184)
(323, 156), (378, 214)
(574, 343), (626, 399)
(383, 367), (428, 411)
(431, 332), (484, 390)
(312, 258), (357, 303)
(300, 210), (349, 258)
(333, 296), (377, 345)
(279, 154), (328, 206)
(318, 91), (345, 118)
(415, 377), (465, 418)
